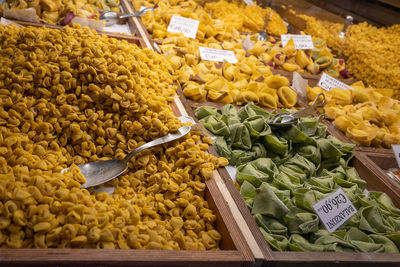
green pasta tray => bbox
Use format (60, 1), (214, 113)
(188, 101), (400, 266)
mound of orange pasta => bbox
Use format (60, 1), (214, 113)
(0, 24), (227, 249)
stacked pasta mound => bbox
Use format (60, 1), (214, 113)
(308, 82), (400, 147)
(292, 10), (400, 95)
(246, 37), (348, 78)
(0, 0), (120, 24)
(132, 0), (299, 108)
(0, 24), (227, 249)
(134, 0), (287, 40)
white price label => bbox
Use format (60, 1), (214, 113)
(363, 188), (369, 196)
(392, 144), (400, 168)
(281, 34), (314, 50)
(199, 47), (238, 64)
(312, 188), (357, 232)
(317, 73), (353, 91)
(244, 0), (255, 5)
(167, 15), (199, 39)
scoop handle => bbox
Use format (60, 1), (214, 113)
(123, 126), (191, 163)
(293, 93), (325, 118)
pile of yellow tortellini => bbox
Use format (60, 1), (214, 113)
(0, 0), (120, 24)
(291, 10), (400, 96)
(133, 0), (287, 40)
(308, 82), (400, 147)
(247, 36), (348, 78)
(0, 24), (228, 249)
(131, 0), (297, 108)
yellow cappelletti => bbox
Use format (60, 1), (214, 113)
(0, 24), (227, 249)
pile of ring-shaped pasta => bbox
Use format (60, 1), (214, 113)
(0, 0), (120, 24)
(0, 24), (228, 249)
(289, 9), (400, 96)
(308, 82), (400, 148)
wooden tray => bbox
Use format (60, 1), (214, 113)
(178, 95), (400, 265)
(356, 152), (400, 196)
(0, 23), (254, 267)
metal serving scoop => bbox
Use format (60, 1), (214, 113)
(268, 93), (325, 127)
(64, 126), (191, 188)
(100, 5), (156, 26)
(257, 11), (273, 41)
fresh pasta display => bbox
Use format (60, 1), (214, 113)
(0, 24), (228, 249)
(0, 0), (120, 25)
(290, 10), (400, 96)
(307, 82), (400, 148)
(195, 103), (400, 252)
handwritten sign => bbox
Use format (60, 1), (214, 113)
(313, 188), (357, 232)
(244, 0), (255, 5)
(317, 73), (353, 91)
(199, 47), (238, 64)
(281, 34), (314, 50)
(167, 15), (199, 39)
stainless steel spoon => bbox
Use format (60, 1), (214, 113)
(268, 93), (325, 127)
(100, 6), (156, 26)
(257, 11), (273, 41)
(64, 126), (191, 188)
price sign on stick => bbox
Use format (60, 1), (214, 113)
(167, 15), (199, 39)
(313, 188), (357, 232)
(392, 145), (400, 168)
(199, 47), (238, 64)
(281, 34), (314, 50)
(244, 0), (255, 5)
(317, 73), (353, 91)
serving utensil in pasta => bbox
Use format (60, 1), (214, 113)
(64, 126), (191, 188)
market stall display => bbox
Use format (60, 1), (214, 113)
(288, 9), (400, 97)
(195, 103), (400, 253)
(0, 24), (232, 250)
(0, 0), (120, 25)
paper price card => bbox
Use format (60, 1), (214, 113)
(392, 144), (400, 168)
(317, 72), (353, 91)
(167, 15), (199, 39)
(281, 34), (314, 50)
(199, 47), (238, 64)
(244, 0), (255, 5)
(313, 188), (357, 232)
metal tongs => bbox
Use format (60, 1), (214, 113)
(268, 93), (325, 127)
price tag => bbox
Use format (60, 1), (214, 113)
(363, 188), (369, 196)
(392, 144), (400, 168)
(312, 188), (357, 232)
(244, 0), (255, 5)
(317, 73), (353, 91)
(199, 47), (238, 64)
(167, 15), (200, 39)
(292, 71), (308, 100)
(281, 34), (314, 50)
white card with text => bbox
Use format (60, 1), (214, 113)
(199, 47), (238, 64)
(317, 73), (353, 91)
(167, 15), (199, 39)
(281, 34), (314, 50)
(313, 188), (357, 232)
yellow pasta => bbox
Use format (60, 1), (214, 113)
(0, 24), (227, 249)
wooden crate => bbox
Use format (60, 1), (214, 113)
(178, 94), (400, 266)
(0, 22), (254, 267)
(356, 152), (400, 196)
